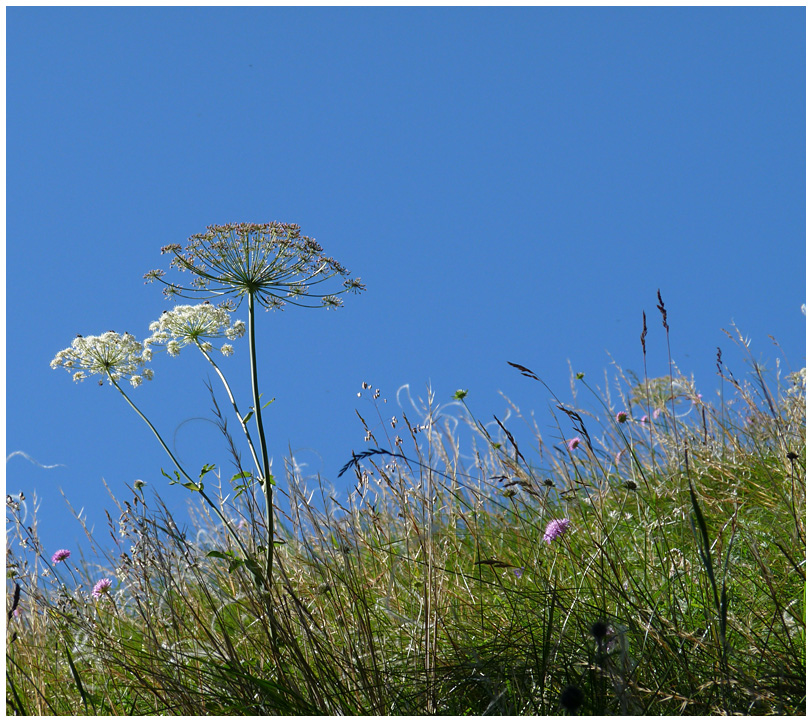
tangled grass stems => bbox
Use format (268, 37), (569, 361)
(11, 304), (805, 714)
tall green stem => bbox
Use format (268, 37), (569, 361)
(247, 292), (275, 585)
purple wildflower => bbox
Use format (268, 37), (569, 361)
(513, 567), (525, 579)
(640, 415), (649, 424)
(566, 437), (581, 452)
(92, 578), (112, 598)
(543, 518), (571, 544)
(51, 549), (71, 564)
(653, 408), (661, 420)
(615, 411), (628, 423)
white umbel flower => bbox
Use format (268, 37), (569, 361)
(51, 332), (152, 385)
(145, 303), (245, 357)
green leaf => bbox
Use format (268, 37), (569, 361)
(199, 463), (216, 480)
(6, 669), (28, 715)
(243, 555), (264, 580)
(181, 481), (202, 492)
(161, 468), (181, 482)
(64, 641), (92, 713)
(206, 550), (236, 560)
(230, 471), (252, 482)
(242, 410), (254, 424)
(262, 397), (276, 409)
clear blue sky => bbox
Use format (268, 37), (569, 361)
(7, 7), (805, 560)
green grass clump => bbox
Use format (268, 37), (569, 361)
(7, 327), (805, 715)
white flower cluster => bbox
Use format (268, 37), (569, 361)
(50, 332), (154, 387)
(144, 303), (245, 357)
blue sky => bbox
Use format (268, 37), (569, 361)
(6, 7), (805, 560)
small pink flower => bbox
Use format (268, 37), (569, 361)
(92, 578), (112, 598)
(615, 411), (628, 423)
(566, 437), (581, 452)
(51, 549), (71, 564)
(543, 518), (571, 544)
(653, 408), (661, 420)
(640, 415), (649, 424)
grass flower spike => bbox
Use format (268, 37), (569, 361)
(51, 332), (153, 386)
(144, 222), (365, 310)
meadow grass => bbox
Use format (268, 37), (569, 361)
(7, 323), (805, 715)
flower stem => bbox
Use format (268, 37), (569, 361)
(247, 292), (275, 586)
(194, 340), (263, 479)
(109, 375), (255, 569)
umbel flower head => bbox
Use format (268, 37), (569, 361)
(51, 332), (154, 387)
(144, 222), (365, 310)
(145, 303), (245, 357)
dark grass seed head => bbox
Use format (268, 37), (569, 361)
(591, 620), (609, 642)
(560, 684), (584, 713)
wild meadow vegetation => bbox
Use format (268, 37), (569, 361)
(7, 224), (806, 715)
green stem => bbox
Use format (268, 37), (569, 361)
(195, 340), (263, 479)
(109, 375), (254, 567)
(247, 292), (275, 586)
